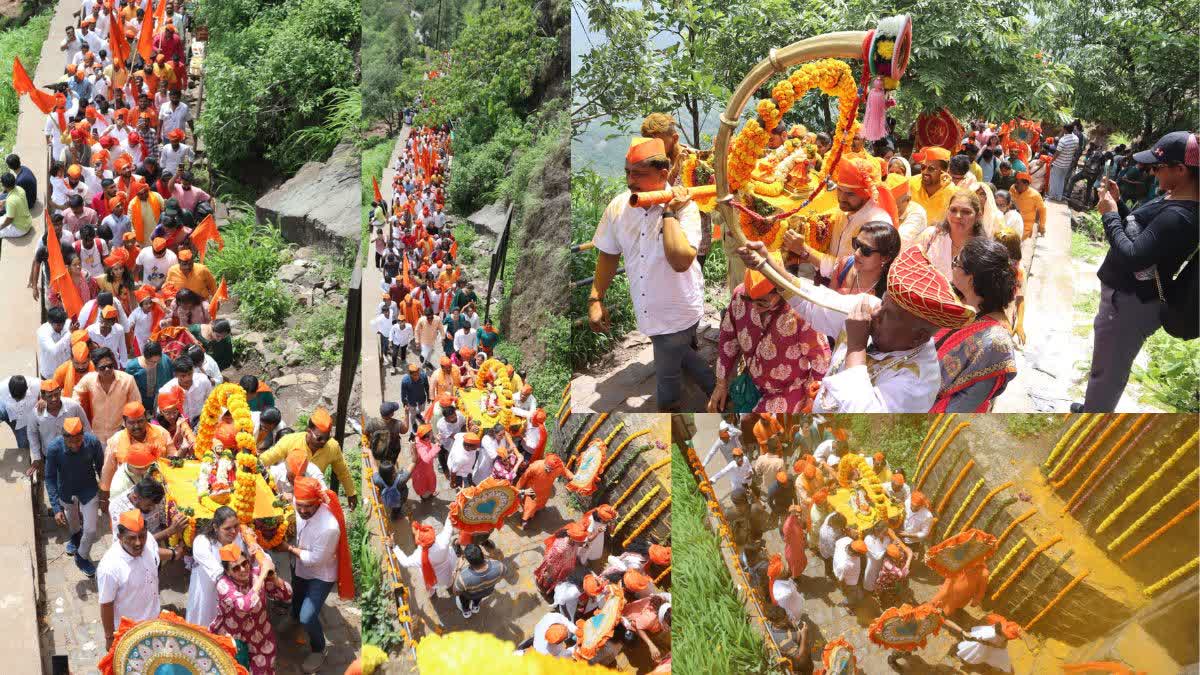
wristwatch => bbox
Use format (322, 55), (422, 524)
(662, 210), (677, 220)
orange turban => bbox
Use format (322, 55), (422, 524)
(177, 249), (194, 262)
(623, 569), (651, 593)
(886, 544), (901, 560)
(104, 249), (128, 268)
(851, 540), (868, 554)
(439, 356), (451, 367)
(649, 544), (672, 566)
(593, 504), (617, 522)
(521, 384), (533, 396)
(416, 424), (432, 438)
(626, 136), (666, 165)
(310, 408), (333, 433)
(219, 543), (244, 563)
(1015, 171), (1032, 183)
(215, 423), (238, 450)
(118, 509), (145, 532)
(152, 237), (168, 253)
(834, 157), (898, 227)
(63, 417), (83, 435)
(71, 329), (89, 345)
(166, 128), (185, 142)
(101, 305), (118, 319)
(986, 613), (1022, 640)
(40, 380), (60, 392)
(412, 521), (436, 547)
(891, 473), (905, 486)
(812, 489), (829, 504)
(886, 247), (974, 328)
(873, 452), (885, 463)
(545, 624), (569, 644)
(582, 574), (604, 596)
(545, 454), (564, 470)
(802, 464), (816, 479)
(742, 268), (775, 299)
(532, 409), (547, 425)
(72, 342), (90, 362)
(463, 433), (481, 446)
(923, 146), (952, 163)
(565, 521), (589, 542)
(286, 447), (309, 479)
(122, 401), (146, 418)
(776, 470), (789, 484)
(731, 446), (743, 457)
(124, 443), (155, 469)
(67, 164), (83, 179)
(293, 477), (324, 504)
(437, 393), (453, 407)
(157, 388), (183, 412)
(910, 491), (929, 509)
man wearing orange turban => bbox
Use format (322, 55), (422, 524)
(396, 514), (458, 596)
(98, 508), (161, 647)
(589, 136), (715, 412)
(45, 416), (105, 577)
(702, 419), (742, 467)
(519, 407), (549, 464)
(737, 241), (973, 412)
(534, 520), (590, 600)
(260, 407), (356, 507)
(515, 453), (575, 528)
(909, 146), (957, 224)
(53, 341), (95, 399)
(100, 399), (174, 495)
(577, 503), (618, 564)
(899, 490), (933, 552)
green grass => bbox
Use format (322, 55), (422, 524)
(1133, 330), (1200, 412)
(0, 10), (53, 153)
(1073, 289), (1100, 317)
(453, 222), (479, 270)
(206, 211), (289, 285)
(673, 442), (772, 674)
(1004, 414), (1058, 438)
(232, 278), (295, 329)
(294, 303), (347, 366)
(1070, 229), (1105, 264)
(845, 415), (931, 479)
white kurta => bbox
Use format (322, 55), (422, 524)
(185, 532), (246, 628)
(862, 532), (889, 592)
(446, 432), (478, 478)
(294, 505), (340, 583)
(397, 514), (457, 591)
(577, 515), (607, 564)
(97, 541), (161, 629)
(771, 578), (805, 626)
(552, 581), (582, 620)
(710, 459), (752, 493)
(532, 611), (577, 658)
(832, 536), (862, 585)
(786, 285), (939, 412)
(903, 499), (934, 544)
(472, 435), (500, 485)
(702, 429), (742, 467)
(956, 625), (1013, 672)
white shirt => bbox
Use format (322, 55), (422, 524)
(703, 431), (742, 467)
(127, 305), (155, 350)
(447, 432), (477, 476)
(436, 414), (465, 450)
(158, 142), (194, 175)
(193, 354), (223, 385)
(511, 392), (537, 419)
(76, 238), (109, 278)
(591, 187), (704, 336)
(832, 536), (862, 585)
(898, 202), (928, 247)
(136, 247), (177, 288)
(37, 322), (72, 380)
(818, 513), (841, 560)
(294, 504), (340, 583)
(786, 285), (939, 412)
(0, 376), (39, 430)
(957, 625), (1013, 672)
(268, 462), (327, 495)
(1002, 209), (1023, 233)
(523, 423), (546, 454)
(472, 434), (501, 485)
(862, 531), (889, 592)
(158, 101), (191, 136)
(532, 611), (576, 658)
(903, 499), (933, 543)
(578, 514), (607, 564)
(186, 533), (247, 628)
(813, 439), (836, 464)
(79, 297), (130, 332)
(87, 323), (128, 363)
(389, 322), (413, 347)
(710, 458), (752, 493)
(552, 581), (583, 620)
(97, 540), (161, 629)
(161, 376), (214, 421)
(370, 313), (390, 337)
(396, 514), (457, 590)
(771, 578), (804, 626)
(453, 327), (477, 352)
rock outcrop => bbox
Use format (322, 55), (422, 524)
(255, 142), (359, 248)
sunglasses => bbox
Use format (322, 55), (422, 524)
(852, 238), (878, 257)
(97, 363), (116, 371)
(228, 559), (250, 571)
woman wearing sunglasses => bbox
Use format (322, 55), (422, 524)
(913, 188), (987, 281)
(830, 221), (900, 298)
(931, 238), (1019, 412)
(212, 540), (292, 674)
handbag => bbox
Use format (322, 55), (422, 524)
(729, 369), (761, 413)
(1154, 247), (1198, 340)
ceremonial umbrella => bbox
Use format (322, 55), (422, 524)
(868, 603), (945, 652)
(924, 528), (999, 578)
(574, 584), (627, 661)
(449, 476), (520, 535)
(816, 636), (857, 675)
(98, 610), (248, 675)
(913, 107), (964, 152)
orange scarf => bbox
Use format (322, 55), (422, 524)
(419, 544), (438, 590)
(322, 490), (357, 600)
(129, 193), (161, 242)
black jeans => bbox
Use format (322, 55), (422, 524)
(648, 321), (715, 410)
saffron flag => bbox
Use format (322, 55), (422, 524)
(190, 213), (224, 261)
(136, 0), (155, 61)
(372, 176), (383, 204)
(154, 0), (168, 27)
(45, 212), (83, 318)
(12, 57), (56, 114)
(108, 11), (130, 65)
(209, 278), (229, 321)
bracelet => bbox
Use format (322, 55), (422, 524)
(588, 297), (603, 303)
(662, 210), (677, 220)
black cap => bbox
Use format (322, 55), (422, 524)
(380, 401), (400, 417)
(1132, 131), (1199, 167)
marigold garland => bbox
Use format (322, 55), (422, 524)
(612, 457), (670, 509)
(654, 565), (671, 586)
(915, 413), (955, 475)
(916, 413), (945, 459)
(994, 509), (1036, 548)
(1119, 500), (1200, 562)
(1069, 416), (1158, 516)
(990, 535), (1063, 602)
(1063, 414), (1150, 513)
(624, 498), (670, 548)
(1042, 414), (1091, 470)
(614, 485), (660, 535)
(600, 429), (651, 474)
(1107, 467), (1200, 551)
(603, 422), (625, 447)
(555, 395), (571, 423)
(570, 413), (609, 469)
(916, 422), (970, 491)
(942, 478), (986, 539)
(1052, 413), (1131, 489)
(1024, 569), (1090, 631)
(989, 537), (1028, 579)
(557, 399), (572, 428)
(1048, 415), (1104, 479)
(1096, 432), (1198, 534)
(1144, 557), (1199, 597)
(959, 481), (1014, 535)
(935, 460), (975, 515)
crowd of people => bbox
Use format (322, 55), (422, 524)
(0, 4), (360, 672)
(365, 124), (671, 670)
(586, 110), (1198, 413)
(701, 415), (1021, 673)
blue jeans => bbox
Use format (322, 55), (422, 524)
(0, 408), (29, 450)
(649, 322), (715, 411)
(291, 575), (335, 653)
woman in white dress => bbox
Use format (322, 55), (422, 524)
(767, 554), (805, 626)
(185, 506), (245, 628)
(913, 189), (987, 281)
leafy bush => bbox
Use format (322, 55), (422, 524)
(205, 213), (288, 285)
(1134, 330), (1200, 412)
(1005, 414), (1058, 438)
(447, 115), (532, 214)
(0, 10), (52, 152)
(845, 415), (930, 479)
(232, 278), (295, 329)
(294, 303), (347, 366)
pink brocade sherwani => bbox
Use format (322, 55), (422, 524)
(716, 286), (832, 413)
(411, 437), (439, 497)
(211, 567), (293, 675)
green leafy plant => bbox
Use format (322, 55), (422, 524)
(0, 9), (52, 152)
(845, 415), (930, 479)
(232, 278), (295, 329)
(295, 303), (347, 366)
(1005, 414), (1058, 439)
(205, 212), (288, 285)
(1133, 330), (1200, 412)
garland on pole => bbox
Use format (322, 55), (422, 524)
(1064, 415), (1152, 514)
(624, 498), (670, 547)
(1118, 500), (1200, 562)
(603, 422), (626, 447)
(1024, 569), (1090, 632)
(613, 485), (661, 535)
(989, 537), (1028, 579)
(917, 413), (945, 456)
(1107, 467), (1200, 551)
(959, 481), (1014, 535)
(600, 429), (652, 474)
(570, 413), (609, 469)
(612, 457), (671, 509)
(1144, 557), (1199, 598)
(990, 535), (1063, 602)
(1047, 415), (1104, 479)
(994, 509), (1036, 548)
(1096, 432), (1198, 534)
(1052, 413), (1131, 489)
(935, 459), (975, 515)
(942, 478), (986, 539)
(916, 421), (970, 491)
(915, 413), (955, 476)
(1042, 414), (1091, 470)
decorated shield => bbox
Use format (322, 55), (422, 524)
(574, 584), (626, 661)
(869, 603), (945, 652)
(567, 440), (606, 496)
(913, 107), (964, 152)
(98, 611), (247, 675)
(150, 325), (199, 362)
(449, 477), (520, 534)
(816, 637), (857, 675)
(924, 528), (998, 578)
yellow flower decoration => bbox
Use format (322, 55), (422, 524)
(415, 631), (621, 674)
(876, 40), (895, 59)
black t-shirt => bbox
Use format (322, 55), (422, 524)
(1098, 196), (1199, 301)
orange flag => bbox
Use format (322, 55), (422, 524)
(190, 213), (224, 261)
(12, 57), (56, 114)
(372, 176), (383, 204)
(137, 0), (155, 61)
(154, 0), (168, 27)
(108, 11), (129, 66)
(209, 278), (229, 321)
(45, 212), (83, 318)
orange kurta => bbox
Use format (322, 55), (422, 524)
(515, 459), (565, 521)
(781, 512), (808, 577)
(99, 424), (174, 491)
(930, 563), (989, 615)
(165, 262), (218, 300)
